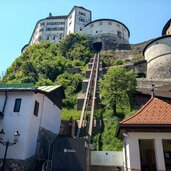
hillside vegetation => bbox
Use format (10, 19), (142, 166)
(3, 34), (94, 110)
(2, 33), (138, 151)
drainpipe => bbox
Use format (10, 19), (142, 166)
(0, 92), (8, 118)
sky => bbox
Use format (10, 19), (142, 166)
(0, 0), (171, 73)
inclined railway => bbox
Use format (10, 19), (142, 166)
(77, 53), (100, 142)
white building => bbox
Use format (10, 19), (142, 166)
(22, 6), (91, 51)
(0, 84), (65, 170)
(116, 97), (171, 171)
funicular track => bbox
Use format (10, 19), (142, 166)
(42, 53), (101, 171)
(77, 53), (100, 142)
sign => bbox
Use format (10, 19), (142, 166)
(91, 151), (123, 166)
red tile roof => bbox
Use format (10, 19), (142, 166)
(120, 97), (171, 125)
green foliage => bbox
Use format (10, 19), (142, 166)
(3, 34), (93, 111)
(61, 108), (81, 121)
(3, 42), (67, 84)
(100, 66), (136, 115)
(92, 66), (137, 151)
(3, 34), (93, 84)
(58, 33), (93, 63)
(112, 59), (124, 65)
(56, 72), (83, 108)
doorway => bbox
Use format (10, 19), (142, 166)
(93, 42), (102, 52)
(139, 139), (157, 171)
(162, 139), (171, 170)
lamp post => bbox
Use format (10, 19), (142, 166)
(0, 129), (20, 171)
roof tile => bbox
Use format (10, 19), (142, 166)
(120, 97), (171, 125)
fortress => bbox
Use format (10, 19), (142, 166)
(22, 6), (130, 52)
(23, 6), (171, 88)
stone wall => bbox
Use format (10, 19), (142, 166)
(0, 156), (35, 171)
(136, 78), (171, 89)
(35, 127), (57, 161)
(89, 33), (130, 51)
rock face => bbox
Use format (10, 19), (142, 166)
(144, 35), (171, 80)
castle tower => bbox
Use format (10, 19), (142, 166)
(143, 35), (171, 80)
(84, 19), (130, 51)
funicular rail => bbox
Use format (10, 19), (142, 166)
(77, 53), (100, 142)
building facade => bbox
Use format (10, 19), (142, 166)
(24, 6), (91, 50)
(0, 84), (64, 170)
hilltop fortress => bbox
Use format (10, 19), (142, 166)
(23, 6), (171, 88)
(22, 6), (130, 51)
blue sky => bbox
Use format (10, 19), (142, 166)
(0, 0), (171, 73)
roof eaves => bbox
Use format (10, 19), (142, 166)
(119, 97), (154, 124)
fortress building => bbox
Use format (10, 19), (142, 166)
(22, 6), (130, 52)
(136, 18), (171, 91)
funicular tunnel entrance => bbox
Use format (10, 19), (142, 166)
(93, 42), (102, 52)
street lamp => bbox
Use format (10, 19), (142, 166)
(0, 129), (20, 171)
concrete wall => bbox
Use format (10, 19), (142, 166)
(67, 7), (91, 35)
(124, 132), (171, 171)
(74, 7), (91, 34)
(144, 36), (171, 80)
(67, 10), (76, 34)
(41, 95), (61, 134)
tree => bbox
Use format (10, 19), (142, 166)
(57, 33), (93, 63)
(55, 72), (83, 108)
(100, 66), (136, 115)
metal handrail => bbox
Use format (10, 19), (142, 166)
(42, 160), (52, 171)
(77, 54), (97, 138)
(88, 54), (100, 142)
(77, 53), (100, 141)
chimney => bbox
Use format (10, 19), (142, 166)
(49, 12), (52, 17)
(151, 84), (155, 98)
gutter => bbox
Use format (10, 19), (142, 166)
(0, 91), (8, 118)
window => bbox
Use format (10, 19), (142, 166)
(79, 11), (86, 16)
(117, 23), (120, 27)
(40, 22), (45, 26)
(108, 22), (112, 25)
(79, 18), (85, 22)
(99, 22), (103, 25)
(90, 24), (94, 28)
(39, 28), (44, 32)
(13, 98), (22, 112)
(33, 101), (39, 116)
(117, 31), (122, 38)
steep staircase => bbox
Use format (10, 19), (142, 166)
(77, 53), (102, 142)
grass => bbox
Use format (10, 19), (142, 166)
(61, 108), (81, 121)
